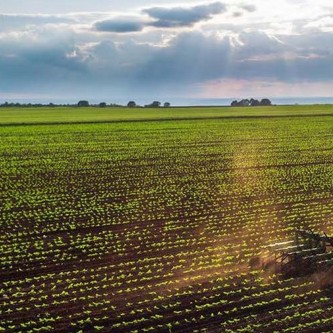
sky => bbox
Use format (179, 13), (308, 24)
(1, 0), (333, 103)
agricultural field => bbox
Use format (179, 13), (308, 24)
(2, 105), (333, 332)
(1, 104), (333, 125)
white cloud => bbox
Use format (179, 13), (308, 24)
(305, 15), (333, 32)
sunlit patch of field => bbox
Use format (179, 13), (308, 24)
(2, 108), (333, 332)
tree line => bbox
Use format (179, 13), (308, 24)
(0, 99), (273, 108)
(0, 101), (171, 108)
(231, 98), (272, 107)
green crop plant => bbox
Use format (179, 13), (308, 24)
(1, 105), (333, 332)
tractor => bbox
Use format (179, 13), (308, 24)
(267, 229), (333, 278)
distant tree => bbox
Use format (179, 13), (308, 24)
(110, 103), (123, 107)
(127, 101), (136, 108)
(239, 99), (250, 106)
(78, 100), (89, 107)
(250, 98), (260, 106)
(164, 102), (171, 107)
(151, 101), (161, 107)
(99, 102), (107, 108)
(145, 101), (161, 108)
(231, 98), (272, 107)
(260, 98), (272, 106)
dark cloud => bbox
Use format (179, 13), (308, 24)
(1, 20), (333, 99)
(93, 2), (227, 33)
(229, 30), (333, 81)
(94, 18), (145, 33)
(232, 57), (333, 82)
(0, 35), (86, 95)
(81, 30), (333, 85)
(134, 32), (232, 84)
(237, 31), (287, 57)
(143, 2), (226, 28)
